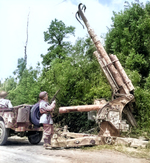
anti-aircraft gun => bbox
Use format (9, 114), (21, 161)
(59, 3), (137, 137)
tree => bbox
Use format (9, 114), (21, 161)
(105, 1), (150, 78)
(41, 19), (75, 66)
(0, 77), (17, 92)
(13, 58), (26, 79)
(71, 36), (96, 61)
(39, 37), (111, 132)
(9, 67), (41, 106)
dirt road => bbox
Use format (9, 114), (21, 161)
(0, 136), (149, 163)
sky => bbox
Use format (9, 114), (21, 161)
(0, 0), (149, 81)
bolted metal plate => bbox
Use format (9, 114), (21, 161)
(99, 121), (120, 137)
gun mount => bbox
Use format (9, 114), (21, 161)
(59, 3), (137, 137)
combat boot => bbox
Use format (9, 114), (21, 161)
(43, 138), (52, 149)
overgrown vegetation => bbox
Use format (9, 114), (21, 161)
(1, 1), (150, 134)
(82, 144), (150, 160)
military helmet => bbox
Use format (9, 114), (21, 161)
(0, 91), (8, 98)
(39, 91), (48, 99)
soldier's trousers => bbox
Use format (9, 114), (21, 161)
(43, 124), (54, 144)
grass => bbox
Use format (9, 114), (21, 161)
(81, 144), (150, 160)
(81, 128), (150, 160)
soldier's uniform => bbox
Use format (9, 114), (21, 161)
(0, 99), (13, 108)
(38, 91), (55, 148)
(0, 91), (13, 108)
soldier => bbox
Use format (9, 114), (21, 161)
(39, 91), (56, 149)
(0, 91), (13, 108)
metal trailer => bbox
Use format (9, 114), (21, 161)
(0, 104), (43, 145)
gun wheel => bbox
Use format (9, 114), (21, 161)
(103, 136), (113, 145)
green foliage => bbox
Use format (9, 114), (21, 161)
(0, 77), (17, 92)
(71, 36), (96, 60)
(125, 49), (148, 72)
(134, 86), (150, 131)
(41, 45), (67, 66)
(58, 112), (96, 133)
(9, 67), (41, 106)
(44, 19), (75, 47)
(125, 69), (141, 87)
(144, 73), (150, 89)
(105, 2), (150, 77)
(41, 18), (75, 66)
(13, 58), (26, 78)
(39, 36), (111, 132)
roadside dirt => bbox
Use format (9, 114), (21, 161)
(0, 136), (149, 163)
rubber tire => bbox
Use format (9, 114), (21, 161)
(28, 131), (43, 145)
(30, 103), (41, 127)
(0, 121), (9, 145)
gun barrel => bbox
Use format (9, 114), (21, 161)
(109, 54), (134, 92)
(76, 4), (131, 94)
(59, 104), (106, 114)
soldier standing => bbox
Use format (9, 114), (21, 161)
(0, 91), (13, 108)
(39, 91), (56, 149)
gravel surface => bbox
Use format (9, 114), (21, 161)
(0, 136), (149, 163)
